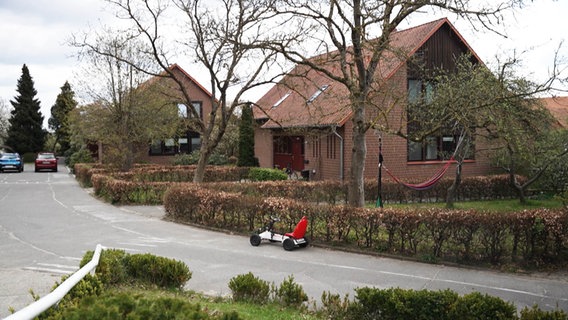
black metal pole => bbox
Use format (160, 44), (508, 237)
(377, 137), (384, 208)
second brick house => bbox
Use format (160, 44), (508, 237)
(253, 18), (497, 182)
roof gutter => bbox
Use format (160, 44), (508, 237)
(331, 126), (344, 181)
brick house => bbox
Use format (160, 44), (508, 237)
(140, 64), (214, 165)
(540, 96), (568, 129)
(93, 64), (214, 165)
(253, 18), (496, 181)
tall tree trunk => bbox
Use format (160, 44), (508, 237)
(509, 173), (528, 204)
(193, 136), (212, 183)
(122, 141), (135, 172)
(348, 106), (366, 207)
(446, 162), (462, 208)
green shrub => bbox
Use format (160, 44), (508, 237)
(80, 249), (128, 285)
(66, 148), (95, 171)
(125, 253), (191, 289)
(49, 292), (219, 320)
(172, 151), (230, 166)
(349, 287), (460, 320)
(228, 272), (271, 304)
(520, 305), (568, 320)
(39, 274), (103, 319)
(274, 275), (308, 307)
(80, 249), (191, 289)
(451, 291), (517, 320)
(319, 291), (351, 320)
(248, 167), (287, 181)
(172, 153), (198, 165)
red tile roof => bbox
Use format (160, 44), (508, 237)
(540, 96), (568, 128)
(254, 18), (479, 129)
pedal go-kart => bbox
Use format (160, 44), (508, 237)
(249, 216), (309, 251)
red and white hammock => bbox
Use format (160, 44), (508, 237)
(383, 156), (455, 191)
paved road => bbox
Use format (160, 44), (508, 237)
(1, 165), (567, 318)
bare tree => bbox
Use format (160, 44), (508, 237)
(71, 0), (301, 182)
(265, 0), (526, 206)
(70, 33), (180, 171)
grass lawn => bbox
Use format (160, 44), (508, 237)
(383, 198), (564, 212)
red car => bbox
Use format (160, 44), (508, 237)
(35, 152), (58, 172)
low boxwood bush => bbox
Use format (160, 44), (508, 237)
(451, 291), (517, 320)
(80, 249), (191, 289)
(80, 249), (128, 285)
(38, 274), (104, 319)
(248, 167), (288, 181)
(349, 287), (460, 320)
(46, 291), (236, 320)
(228, 272), (271, 304)
(125, 253), (191, 289)
(317, 287), (565, 320)
(274, 275), (308, 307)
(520, 305), (568, 320)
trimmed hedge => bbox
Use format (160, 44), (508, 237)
(75, 163), (527, 205)
(75, 163), (567, 267)
(163, 184), (568, 267)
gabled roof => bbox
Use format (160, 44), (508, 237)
(139, 63), (213, 100)
(540, 96), (568, 128)
(254, 18), (481, 129)
(168, 63), (213, 98)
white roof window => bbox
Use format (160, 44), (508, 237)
(272, 91), (292, 108)
(307, 84), (329, 103)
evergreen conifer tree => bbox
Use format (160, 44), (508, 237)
(6, 64), (46, 154)
(236, 103), (258, 167)
(49, 81), (77, 154)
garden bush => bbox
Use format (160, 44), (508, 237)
(44, 292), (234, 320)
(80, 249), (128, 285)
(38, 274), (104, 320)
(228, 272), (271, 304)
(274, 275), (308, 307)
(125, 253), (192, 289)
(519, 305), (568, 320)
(317, 287), (568, 320)
(248, 167), (288, 181)
(348, 287), (460, 320)
(80, 249), (191, 289)
(450, 291), (517, 320)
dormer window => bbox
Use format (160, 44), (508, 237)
(307, 84), (329, 103)
(272, 91), (291, 108)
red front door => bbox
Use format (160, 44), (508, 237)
(273, 136), (304, 171)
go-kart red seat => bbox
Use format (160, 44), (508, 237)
(285, 216), (308, 239)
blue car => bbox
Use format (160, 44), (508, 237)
(0, 153), (24, 172)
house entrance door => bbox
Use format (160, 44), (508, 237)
(273, 135), (304, 172)
(290, 136), (305, 171)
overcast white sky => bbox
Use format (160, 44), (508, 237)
(0, 0), (567, 128)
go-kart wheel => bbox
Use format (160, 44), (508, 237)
(250, 234), (261, 246)
(299, 237), (309, 248)
(283, 238), (295, 251)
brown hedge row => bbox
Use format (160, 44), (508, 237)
(163, 184), (568, 267)
(75, 162), (525, 205)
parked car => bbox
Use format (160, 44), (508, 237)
(35, 152), (58, 172)
(0, 153), (24, 172)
